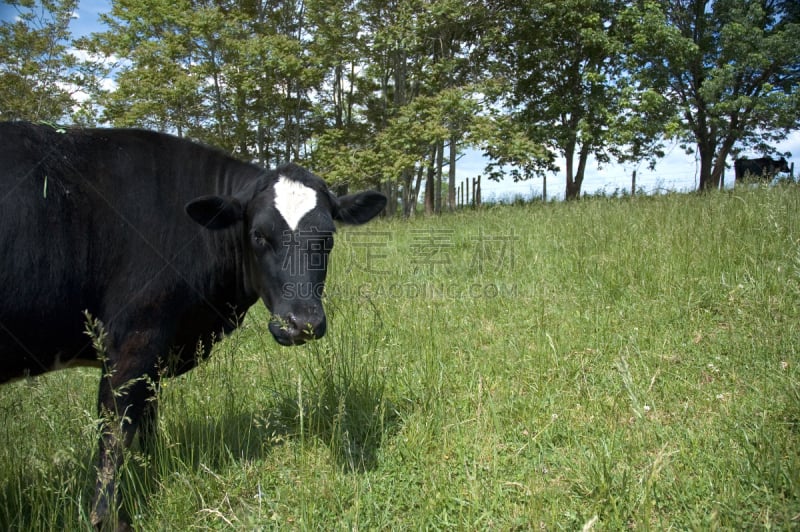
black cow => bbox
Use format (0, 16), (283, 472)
(0, 122), (386, 529)
(734, 156), (791, 183)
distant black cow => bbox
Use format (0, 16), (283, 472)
(0, 122), (386, 529)
(734, 156), (791, 183)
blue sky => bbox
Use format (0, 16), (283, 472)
(9, 0), (799, 200)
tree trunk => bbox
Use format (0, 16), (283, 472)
(424, 146), (436, 215)
(382, 181), (397, 217)
(564, 140), (581, 201)
(697, 142), (716, 191)
(401, 168), (414, 218)
(448, 137), (456, 211)
(410, 165), (424, 218)
(435, 140), (444, 214)
(333, 63), (343, 129)
(564, 141), (576, 200)
(564, 138), (589, 200)
(711, 135), (736, 189)
(347, 62), (355, 127)
(565, 179), (581, 200)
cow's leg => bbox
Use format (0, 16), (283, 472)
(90, 331), (162, 531)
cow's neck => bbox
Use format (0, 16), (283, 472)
(205, 165), (264, 308)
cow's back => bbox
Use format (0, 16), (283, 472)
(0, 123), (255, 380)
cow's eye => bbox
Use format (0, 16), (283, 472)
(251, 230), (269, 249)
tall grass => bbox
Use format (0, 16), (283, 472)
(1, 185), (798, 529)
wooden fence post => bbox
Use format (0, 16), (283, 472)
(471, 178), (477, 207)
(543, 174), (547, 202)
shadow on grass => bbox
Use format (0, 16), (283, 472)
(0, 394), (401, 529)
(260, 367), (401, 473)
(257, 296), (404, 473)
(0, 457), (96, 530)
(0, 298), (404, 528)
(256, 297), (402, 472)
(0, 407), (285, 530)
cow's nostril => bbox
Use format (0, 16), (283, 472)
(269, 313), (325, 345)
(285, 313), (303, 332)
(288, 314), (321, 338)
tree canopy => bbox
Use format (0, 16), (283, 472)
(624, 0), (800, 190)
(1, 0), (798, 205)
(1, 0), (80, 122)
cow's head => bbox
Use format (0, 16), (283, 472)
(776, 157), (791, 174)
(185, 163), (386, 346)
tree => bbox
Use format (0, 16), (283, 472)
(306, 0), (363, 133)
(420, 0), (489, 212)
(310, 0), (509, 216)
(88, 0), (323, 165)
(625, 0), (800, 190)
(305, 0), (375, 193)
(0, 0), (80, 122)
(493, 0), (626, 200)
(88, 0), (204, 136)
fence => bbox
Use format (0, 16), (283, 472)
(457, 175), (482, 208)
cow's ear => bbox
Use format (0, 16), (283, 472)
(185, 195), (244, 229)
(333, 191), (387, 225)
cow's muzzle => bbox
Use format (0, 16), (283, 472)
(269, 313), (327, 346)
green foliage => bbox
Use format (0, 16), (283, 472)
(491, 0), (626, 199)
(316, 86), (496, 189)
(624, 0), (800, 189)
(473, 111), (555, 183)
(85, 0), (321, 164)
(3, 0), (798, 201)
(2, 187), (800, 528)
(0, 0), (80, 122)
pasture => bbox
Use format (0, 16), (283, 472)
(1, 185), (799, 529)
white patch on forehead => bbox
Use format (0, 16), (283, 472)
(273, 175), (318, 231)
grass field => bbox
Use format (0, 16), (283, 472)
(1, 185), (799, 530)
